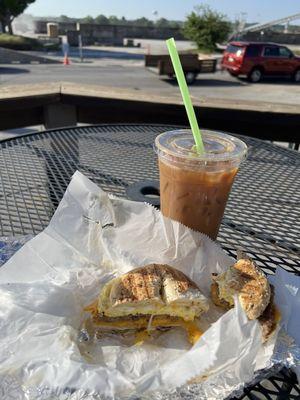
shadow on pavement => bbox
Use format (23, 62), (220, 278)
(162, 78), (246, 87)
(255, 78), (299, 86)
(0, 67), (30, 74)
(237, 77), (300, 86)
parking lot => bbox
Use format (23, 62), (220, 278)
(1, 62), (300, 106)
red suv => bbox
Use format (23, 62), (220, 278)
(221, 41), (300, 82)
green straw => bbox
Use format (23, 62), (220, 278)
(166, 37), (204, 154)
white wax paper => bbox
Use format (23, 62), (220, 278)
(0, 171), (298, 400)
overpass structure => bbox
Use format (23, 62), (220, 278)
(238, 13), (300, 34)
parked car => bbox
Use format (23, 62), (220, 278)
(221, 41), (300, 83)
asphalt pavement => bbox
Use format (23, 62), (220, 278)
(0, 62), (300, 105)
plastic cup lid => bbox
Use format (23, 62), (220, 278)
(155, 129), (248, 163)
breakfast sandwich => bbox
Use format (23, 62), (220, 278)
(211, 255), (279, 342)
(85, 264), (209, 344)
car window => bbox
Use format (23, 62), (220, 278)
(245, 45), (261, 57)
(279, 47), (292, 57)
(226, 44), (245, 54)
(263, 47), (280, 57)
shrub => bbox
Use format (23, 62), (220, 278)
(183, 5), (231, 52)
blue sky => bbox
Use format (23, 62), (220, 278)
(26, 0), (300, 23)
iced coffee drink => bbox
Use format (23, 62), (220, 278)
(155, 130), (247, 240)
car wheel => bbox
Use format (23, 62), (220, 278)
(248, 68), (263, 83)
(293, 69), (300, 82)
(185, 72), (197, 85)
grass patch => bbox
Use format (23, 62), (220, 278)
(0, 34), (43, 50)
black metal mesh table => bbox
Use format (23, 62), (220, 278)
(0, 124), (299, 399)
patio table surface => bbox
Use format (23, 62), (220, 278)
(0, 123), (299, 399)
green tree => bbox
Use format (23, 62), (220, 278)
(183, 5), (231, 52)
(59, 15), (72, 22)
(120, 16), (127, 25)
(108, 15), (120, 25)
(155, 18), (170, 28)
(81, 15), (94, 24)
(95, 14), (109, 25)
(0, 0), (36, 34)
(168, 20), (182, 29)
(133, 17), (153, 27)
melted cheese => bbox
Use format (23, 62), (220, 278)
(134, 330), (150, 345)
(84, 300), (203, 345)
(91, 314), (202, 345)
(84, 299), (98, 313)
(184, 321), (203, 344)
(274, 307), (281, 323)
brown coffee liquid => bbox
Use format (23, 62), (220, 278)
(159, 160), (238, 240)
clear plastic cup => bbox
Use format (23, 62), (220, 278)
(155, 129), (247, 240)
